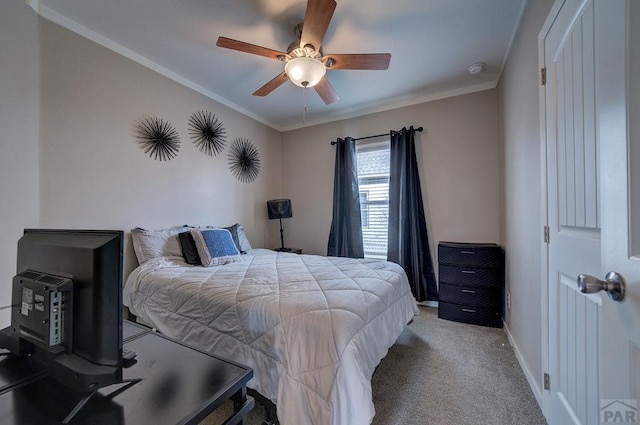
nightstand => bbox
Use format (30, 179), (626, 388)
(273, 248), (303, 254)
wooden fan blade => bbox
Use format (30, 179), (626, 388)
(323, 53), (391, 70)
(253, 72), (289, 97)
(216, 37), (287, 60)
(314, 76), (339, 104)
(300, 0), (337, 52)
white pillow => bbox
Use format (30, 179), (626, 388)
(131, 226), (190, 264)
(235, 224), (253, 251)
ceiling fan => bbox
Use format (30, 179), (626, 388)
(216, 0), (391, 105)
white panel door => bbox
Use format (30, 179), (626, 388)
(544, 1), (640, 424)
(544, 0), (601, 423)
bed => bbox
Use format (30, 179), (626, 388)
(123, 226), (417, 425)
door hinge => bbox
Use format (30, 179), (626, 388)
(544, 373), (550, 390)
(540, 67), (547, 86)
(544, 225), (550, 244)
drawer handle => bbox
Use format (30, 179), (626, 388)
(460, 250), (476, 255)
(461, 289), (477, 294)
(461, 270), (477, 274)
(462, 308), (477, 313)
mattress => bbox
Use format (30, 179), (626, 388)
(124, 248), (417, 425)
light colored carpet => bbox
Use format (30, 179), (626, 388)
(200, 306), (547, 425)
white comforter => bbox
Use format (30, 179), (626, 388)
(124, 249), (417, 425)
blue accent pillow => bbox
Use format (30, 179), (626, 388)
(190, 228), (242, 267)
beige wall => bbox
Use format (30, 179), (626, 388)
(498, 0), (555, 402)
(0, 6), (283, 288)
(0, 2), (40, 326)
(280, 89), (501, 267)
(37, 18), (284, 277)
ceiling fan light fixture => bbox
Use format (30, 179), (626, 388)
(285, 57), (326, 88)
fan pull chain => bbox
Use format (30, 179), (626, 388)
(302, 85), (308, 125)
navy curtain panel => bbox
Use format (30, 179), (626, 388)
(327, 137), (364, 258)
(387, 127), (438, 301)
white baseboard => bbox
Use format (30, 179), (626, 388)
(503, 321), (544, 409)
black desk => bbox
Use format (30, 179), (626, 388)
(0, 321), (254, 425)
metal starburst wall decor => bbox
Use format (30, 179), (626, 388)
(228, 138), (261, 183)
(134, 117), (181, 161)
(188, 110), (227, 156)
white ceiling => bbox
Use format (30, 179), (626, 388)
(36, 0), (526, 131)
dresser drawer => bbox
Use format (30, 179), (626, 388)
(438, 301), (503, 328)
(438, 242), (502, 268)
(439, 283), (501, 308)
(439, 264), (500, 287)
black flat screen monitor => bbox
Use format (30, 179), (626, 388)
(1, 229), (124, 393)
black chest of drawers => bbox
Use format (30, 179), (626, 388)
(437, 241), (504, 328)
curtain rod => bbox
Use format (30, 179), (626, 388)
(330, 127), (423, 145)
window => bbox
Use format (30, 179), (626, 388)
(356, 140), (390, 259)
